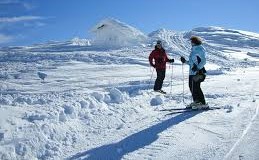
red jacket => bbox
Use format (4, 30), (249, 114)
(149, 47), (169, 70)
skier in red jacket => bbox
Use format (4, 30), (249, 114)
(149, 40), (174, 94)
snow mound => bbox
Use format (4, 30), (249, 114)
(23, 113), (47, 122)
(91, 92), (104, 102)
(91, 18), (147, 48)
(0, 97), (12, 105)
(150, 95), (163, 106)
(109, 88), (124, 103)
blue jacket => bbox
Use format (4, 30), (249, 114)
(187, 45), (206, 75)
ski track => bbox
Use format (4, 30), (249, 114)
(224, 100), (259, 160)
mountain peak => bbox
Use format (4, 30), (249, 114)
(91, 18), (147, 48)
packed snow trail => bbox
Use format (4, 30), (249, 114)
(68, 111), (201, 160)
(224, 102), (259, 159)
(65, 66), (259, 160)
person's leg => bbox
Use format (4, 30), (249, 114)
(191, 77), (201, 103)
(197, 82), (206, 104)
(189, 75), (196, 102)
(154, 69), (165, 90)
(158, 70), (165, 90)
(154, 70), (160, 90)
(192, 79), (206, 104)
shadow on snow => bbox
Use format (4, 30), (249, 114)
(68, 111), (201, 160)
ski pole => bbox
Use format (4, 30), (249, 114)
(182, 63), (185, 103)
(170, 63), (173, 94)
(192, 78), (194, 102)
(148, 66), (155, 89)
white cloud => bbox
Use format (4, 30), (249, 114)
(0, 0), (35, 10)
(0, 16), (44, 23)
(0, 34), (12, 44)
(0, 0), (16, 4)
(0, 0), (20, 5)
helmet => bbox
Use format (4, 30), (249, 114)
(156, 40), (162, 45)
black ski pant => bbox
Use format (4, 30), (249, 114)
(154, 69), (165, 90)
(189, 75), (206, 104)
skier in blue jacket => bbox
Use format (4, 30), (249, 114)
(180, 36), (207, 109)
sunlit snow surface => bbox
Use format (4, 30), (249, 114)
(0, 25), (259, 160)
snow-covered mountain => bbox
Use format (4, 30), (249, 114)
(0, 19), (259, 160)
(148, 26), (259, 69)
(91, 18), (147, 48)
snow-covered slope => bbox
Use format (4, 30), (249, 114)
(0, 23), (259, 160)
(149, 27), (259, 69)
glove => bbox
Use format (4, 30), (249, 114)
(191, 64), (198, 72)
(197, 69), (204, 75)
(168, 59), (174, 63)
(180, 57), (186, 63)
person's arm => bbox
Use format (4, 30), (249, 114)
(149, 51), (155, 67)
(196, 54), (206, 70)
(164, 50), (174, 63)
(165, 53), (171, 62)
(192, 48), (206, 70)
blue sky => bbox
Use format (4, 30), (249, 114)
(0, 0), (259, 46)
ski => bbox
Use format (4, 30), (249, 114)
(161, 107), (222, 116)
(154, 90), (167, 94)
(165, 109), (200, 115)
(160, 106), (221, 112)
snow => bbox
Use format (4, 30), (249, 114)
(71, 38), (91, 46)
(150, 96), (163, 106)
(91, 18), (147, 48)
(0, 19), (259, 160)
